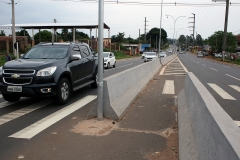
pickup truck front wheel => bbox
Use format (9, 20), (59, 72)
(91, 71), (98, 88)
(55, 78), (71, 105)
(2, 94), (20, 102)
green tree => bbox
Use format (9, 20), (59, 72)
(0, 30), (6, 36)
(16, 30), (31, 39)
(146, 27), (168, 48)
(34, 30), (52, 42)
(196, 34), (203, 46)
(208, 31), (236, 53)
(61, 28), (69, 41)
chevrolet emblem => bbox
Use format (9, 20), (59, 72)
(11, 74), (20, 78)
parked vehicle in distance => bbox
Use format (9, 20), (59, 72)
(168, 50), (172, 53)
(0, 42), (98, 105)
(197, 52), (204, 58)
(159, 52), (167, 57)
(144, 52), (157, 62)
(103, 52), (116, 69)
(179, 51), (183, 54)
(215, 53), (222, 58)
(203, 52), (208, 56)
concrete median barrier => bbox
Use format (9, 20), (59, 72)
(178, 72), (240, 160)
(88, 54), (177, 120)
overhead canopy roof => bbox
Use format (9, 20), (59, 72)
(0, 23), (110, 30)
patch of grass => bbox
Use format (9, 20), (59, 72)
(216, 57), (240, 65)
(113, 50), (132, 60)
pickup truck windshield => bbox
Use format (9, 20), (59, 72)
(24, 46), (69, 59)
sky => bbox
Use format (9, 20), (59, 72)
(0, 0), (240, 40)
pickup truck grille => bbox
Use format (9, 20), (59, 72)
(3, 69), (35, 75)
(3, 77), (32, 85)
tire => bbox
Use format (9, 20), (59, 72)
(55, 78), (71, 105)
(113, 62), (116, 68)
(91, 71), (98, 88)
(107, 63), (110, 69)
(2, 94), (20, 102)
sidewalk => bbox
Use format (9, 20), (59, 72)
(69, 69), (180, 159)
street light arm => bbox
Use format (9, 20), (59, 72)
(166, 14), (175, 21)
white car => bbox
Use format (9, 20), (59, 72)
(142, 52), (156, 59)
(159, 52), (167, 58)
(215, 53), (222, 58)
(144, 52), (157, 62)
(103, 52), (116, 69)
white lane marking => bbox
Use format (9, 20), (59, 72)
(210, 68), (218, 71)
(229, 85), (240, 93)
(104, 63), (133, 71)
(0, 99), (53, 125)
(159, 66), (166, 75)
(235, 121), (240, 127)
(202, 64), (206, 66)
(163, 73), (186, 75)
(0, 98), (28, 109)
(159, 57), (178, 75)
(178, 57), (189, 72)
(226, 74), (240, 81)
(224, 65), (230, 68)
(9, 95), (97, 139)
(207, 83), (236, 100)
(162, 80), (175, 94)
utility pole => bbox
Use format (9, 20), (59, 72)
(144, 17), (148, 42)
(189, 13), (195, 51)
(11, 0), (16, 57)
(222, 0), (229, 61)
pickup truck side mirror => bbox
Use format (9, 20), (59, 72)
(72, 54), (81, 61)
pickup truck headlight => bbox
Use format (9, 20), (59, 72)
(36, 66), (57, 77)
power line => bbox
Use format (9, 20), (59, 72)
(50, 0), (240, 7)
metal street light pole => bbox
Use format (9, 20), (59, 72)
(166, 15), (185, 52)
(97, 0), (104, 119)
(158, 0), (163, 57)
(175, 28), (184, 47)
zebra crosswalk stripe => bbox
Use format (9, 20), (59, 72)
(229, 85), (240, 93)
(9, 95), (97, 139)
(0, 99), (53, 125)
(162, 80), (175, 94)
(207, 83), (236, 100)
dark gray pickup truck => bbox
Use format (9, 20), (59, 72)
(0, 42), (98, 104)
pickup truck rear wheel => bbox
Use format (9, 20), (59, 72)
(91, 71), (98, 88)
(2, 94), (20, 102)
(55, 78), (71, 105)
(113, 62), (116, 68)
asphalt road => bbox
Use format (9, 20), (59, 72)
(0, 54), (175, 160)
(178, 52), (240, 126)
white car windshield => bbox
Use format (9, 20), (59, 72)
(103, 53), (109, 57)
(147, 53), (156, 56)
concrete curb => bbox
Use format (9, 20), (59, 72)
(178, 72), (240, 160)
